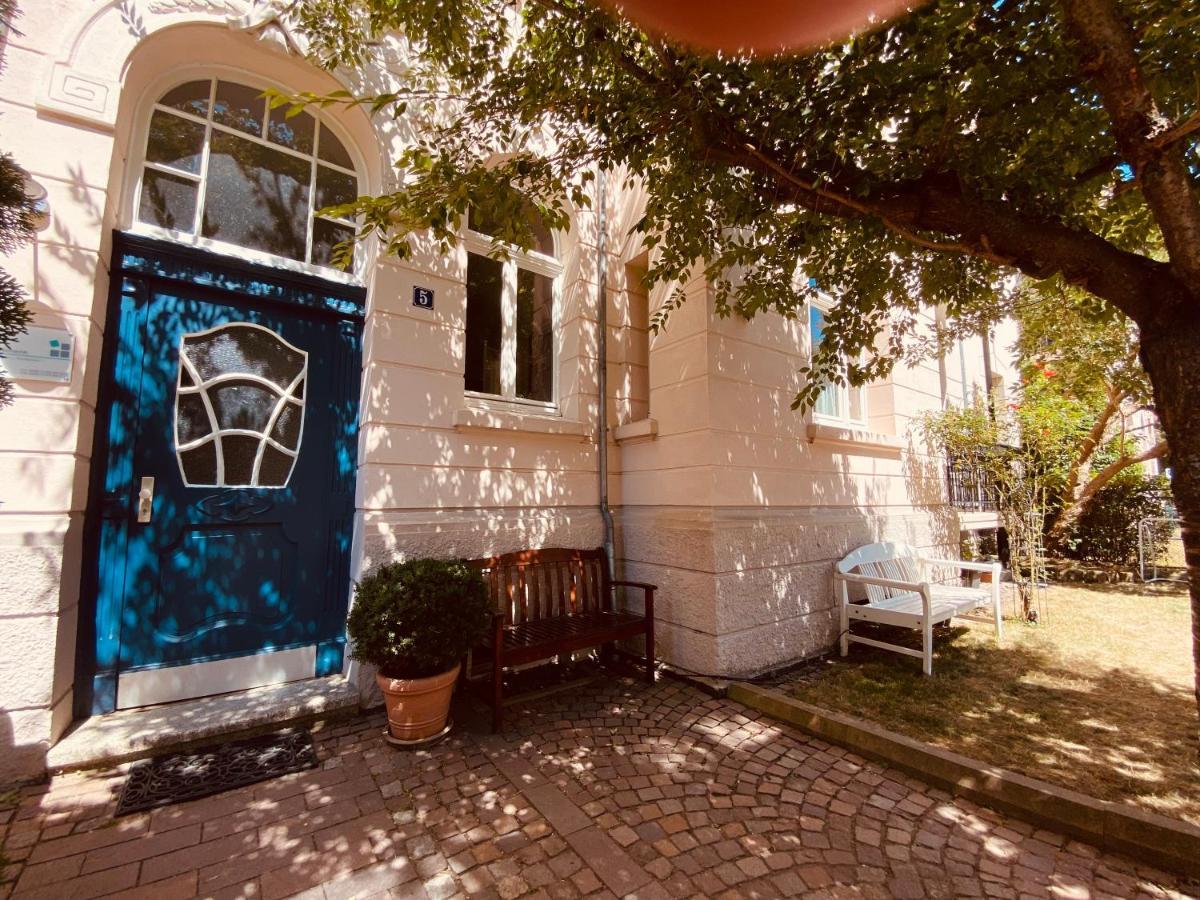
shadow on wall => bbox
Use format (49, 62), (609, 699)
(0, 711), (48, 789)
(612, 430), (953, 677)
(902, 427), (961, 555)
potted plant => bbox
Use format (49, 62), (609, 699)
(347, 558), (492, 743)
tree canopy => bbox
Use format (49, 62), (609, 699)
(295, 0), (1197, 401)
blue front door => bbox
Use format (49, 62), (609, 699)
(82, 234), (363, 713)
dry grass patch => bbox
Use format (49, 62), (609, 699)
(787, 581), (1200, 825)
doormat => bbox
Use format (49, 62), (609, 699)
(115, 728), (318, 816)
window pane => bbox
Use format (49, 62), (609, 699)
(160, 80), (210, 118)
(221, 434), (260, 486)
(465, 253), (503, 395)
(258, 446), (296, 487)
(182, 324), (306, 387)
(848, 385), (864, 422)
(809, 304), (840, 418)
(516, 268), (553, 402)
(179, 442), (217, 486)
(267, 105), (315, 154)
(270, 401), (303, 450)
(311, 218), (355, 268)
(177, 394), (212, 443)
(815, 383), (839, 419)
(146, 111), (206, 174)
(809, 304), (826, 346)
(202, 130), (311, 260)
(315, 166), (357, 216)
(210, 381), (281, 432)
(317, 125), (354, 169)
(138, 169), (198, 232)
(213, 81), (265, 137)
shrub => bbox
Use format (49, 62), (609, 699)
(346, 558), (492, 679)
(1064, 474), (1171, 565)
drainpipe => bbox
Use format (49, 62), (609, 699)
(596, 165), (615, 576)
(981, 329), (995, 422)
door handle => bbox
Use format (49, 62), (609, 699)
(136, 476), (155, 524)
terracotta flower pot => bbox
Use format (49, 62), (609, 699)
(376, 662), (461, 741)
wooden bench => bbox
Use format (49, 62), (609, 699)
(835, 542), (1002, 675)
(468, 547), (656, 731)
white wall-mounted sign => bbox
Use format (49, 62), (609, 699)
(0, 326), (75, 384)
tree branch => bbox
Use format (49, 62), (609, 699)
(1077, 439), (1169, 509)
(1148, 108), (1200, 153)
(1059, 0), (1200, 309)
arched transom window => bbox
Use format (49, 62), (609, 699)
(135, 78), (359, 269)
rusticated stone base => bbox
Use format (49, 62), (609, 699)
(614, 504), (962, 677)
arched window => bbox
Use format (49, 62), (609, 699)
(463, 206), (560, 405)
(135, 78), (359, 270)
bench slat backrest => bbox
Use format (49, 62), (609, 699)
(469, 548), (612, 626)
(837, 542), (924, 604)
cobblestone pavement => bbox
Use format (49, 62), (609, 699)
(1, 677), (1196, 899)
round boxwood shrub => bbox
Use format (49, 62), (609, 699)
(347, 558), (492, 679)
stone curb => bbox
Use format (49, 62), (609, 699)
(727, 682), (1200, 881)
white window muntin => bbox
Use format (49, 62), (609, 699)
(131, 76), (363, 284)
(174, 322), (308, 489)
(808, 298), (868, 427)
(462, 224), (562, 410)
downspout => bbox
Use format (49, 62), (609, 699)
(596, 166), (615, 575)
(981, 329), (995, 422)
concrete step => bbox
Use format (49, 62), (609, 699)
(47, 675), (362, 773)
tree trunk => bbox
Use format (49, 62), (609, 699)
(1044, 388), (1122, 548)
(1139, 316), (1200, 728)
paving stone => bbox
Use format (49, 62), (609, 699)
(3, 680), (1192, 900)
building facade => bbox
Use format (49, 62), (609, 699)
(0, 0), (1013, 784)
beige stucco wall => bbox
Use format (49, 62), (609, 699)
(0, 0), (1017, 782)
(603, 182), (1015, 674)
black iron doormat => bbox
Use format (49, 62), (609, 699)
(115, 728), (318, 816)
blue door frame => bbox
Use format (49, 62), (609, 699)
(76, 233), (365, 716)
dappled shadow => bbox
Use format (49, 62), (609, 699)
(1070, 579), (1189, 599)
(3, 676), (1196, 898)
(473, 675), (1197, 897)
(787, 620), (1200, 825)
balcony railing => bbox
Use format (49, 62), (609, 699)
(947, 454), (1000, 511)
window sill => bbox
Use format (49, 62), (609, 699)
(806, 421), (902, 452)
(454, 406), (589, 438)
(612, 418), (658, 445)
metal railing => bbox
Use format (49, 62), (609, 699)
(946, 454), (1000, 511)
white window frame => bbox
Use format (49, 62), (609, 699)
(462, 222), (563, 412)
(128, 74), (364, 285)
(808, 298), (868, 427)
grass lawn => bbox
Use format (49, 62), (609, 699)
(787, 581), (1200, 825)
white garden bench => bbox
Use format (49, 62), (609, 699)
(835, 542), (1003, 675)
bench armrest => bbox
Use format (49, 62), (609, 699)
(922, 557), (1001, 574)
(610, 580), (655, 621)
(835, 571), (923, 593)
